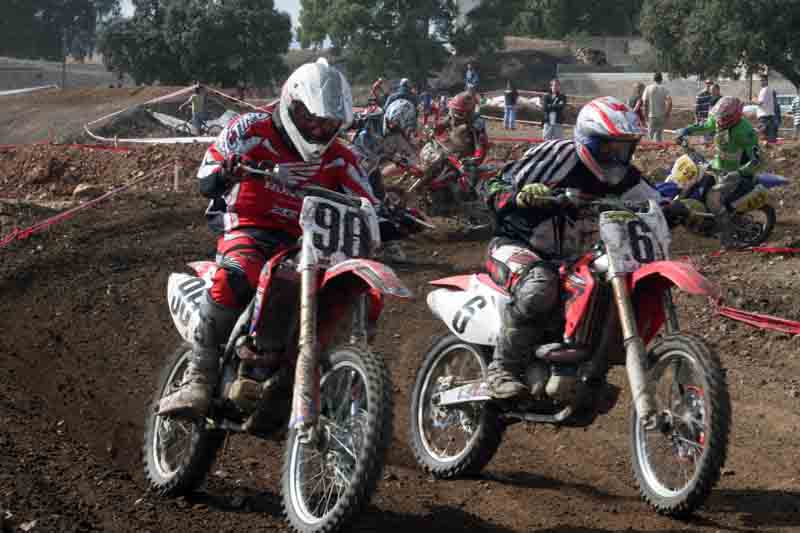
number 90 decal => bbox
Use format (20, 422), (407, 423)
(303, 199), (373, 261)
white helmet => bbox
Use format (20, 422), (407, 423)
(574, 96), (644, 185)
(383, 99), (416, 137)
(279, 58), (354, 162)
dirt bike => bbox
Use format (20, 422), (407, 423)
(409, 190), (730, 517)
(386, 136), (500, 233)
(656, 139), (787, 247)
(143, 164), (412, 533)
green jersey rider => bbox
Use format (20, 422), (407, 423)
(674, 96), (766, 243)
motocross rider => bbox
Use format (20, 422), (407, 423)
(479, 96), (687, 399)
(158, 59), (386, 418)
(674, 96), (763, 241)
(418, 91), (489, 192)
(352, 97), (419, 200)
(384, 78), (418, 110)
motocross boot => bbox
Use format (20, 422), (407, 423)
(157, 293), (239, 418)
(487, 264), (559, 399)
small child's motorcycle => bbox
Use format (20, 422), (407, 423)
(656, 140), (788, 247)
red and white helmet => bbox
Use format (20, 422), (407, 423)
(448, 91), (476, 124)
(574, 96), (644, 185)
(279, 58), (354, 162)
(710, 96), (743, 130)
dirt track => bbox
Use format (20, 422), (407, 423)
(2, 99), (800, 532)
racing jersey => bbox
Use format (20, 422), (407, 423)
(685, 117), (762, 177)
(479, 139), (660, 257)
(198, 110), (376, 236)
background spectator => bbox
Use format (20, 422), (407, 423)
(756, 75), (777, 142)
(465, 63), (479, 92)
(419, 89), (433, 126)
(695, 79), (713, 123)
(503, 80), (519, 130)
(642, 72), (672, 141)
(178, 84), (207, 135)
(542, 79), (566, 140)
(370, 77), (386, 106)
(792, 88), (800, 139)
(710, 83), (722, 107)
(628, 82), (646, 125)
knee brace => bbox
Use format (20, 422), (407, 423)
(510, 262), (559, 321)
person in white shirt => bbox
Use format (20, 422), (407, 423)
(642, 72), (672, 142)
(756, 75), (777, 142)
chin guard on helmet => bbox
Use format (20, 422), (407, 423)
(278, 58), (354, 162)
(574, 96), (643, 185)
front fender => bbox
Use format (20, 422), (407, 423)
(631, 261), (719, 343)
(321, 258), (413, 299)
(632, 260), (719, 299)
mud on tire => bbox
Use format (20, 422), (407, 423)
(142, 343), (223, 496)
(630, 333), (730, 518)
(409, 333), (505, 478)
(281, 346), (393, 533)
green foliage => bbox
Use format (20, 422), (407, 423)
(640, 0), (800, 88)
(0, 0), (121, 61)
(297, 0), (467, 84)
(98, 0), (292, 86)
(509, 0), (644, 38)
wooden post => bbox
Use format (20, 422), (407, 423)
(173, 160), (182, 192)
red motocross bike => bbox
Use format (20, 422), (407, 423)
(384, 136), (500, 232)
(409, 191), (731, 517)
(143, 164), (412, 533)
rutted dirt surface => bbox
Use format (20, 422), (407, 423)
(2, 119), (800, 532)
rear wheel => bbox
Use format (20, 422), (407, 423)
(726, 205), (775, 247)
(410, 333), (504, 478)
(143, 343), (223, 496)
(630, 334), (730, 518)
(281, 346), (392, 533)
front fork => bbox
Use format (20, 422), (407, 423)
(611, 275), (658, 427)
(290, 242), (321, 441)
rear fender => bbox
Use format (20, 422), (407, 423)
(187, 260), (218, 282)
(631, 260), (719, 343)
(757, 173), (790, 189)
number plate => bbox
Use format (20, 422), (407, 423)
(599, 201), (671, 274)
(299, 196), (376, 267)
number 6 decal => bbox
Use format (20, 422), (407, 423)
(627, 220), (656, 263)
(452, 296), (487, 334)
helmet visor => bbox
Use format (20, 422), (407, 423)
(594, 139), (638, 165)
(290, 100), (343, 143)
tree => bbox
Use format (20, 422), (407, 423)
(509, 0), (644, 39)
(0, 0), (120, 61)
(98, 0), (291, 86)
(640, 0), (800, 88)
(297, 0), (462, 84)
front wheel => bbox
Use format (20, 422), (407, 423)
(281, 346), (392, 533)
(142, 343), (223, 496)
(409, 333), (504, 478)
(630, 334), (730, 518)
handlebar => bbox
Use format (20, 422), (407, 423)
(240, 163), (363, 208)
